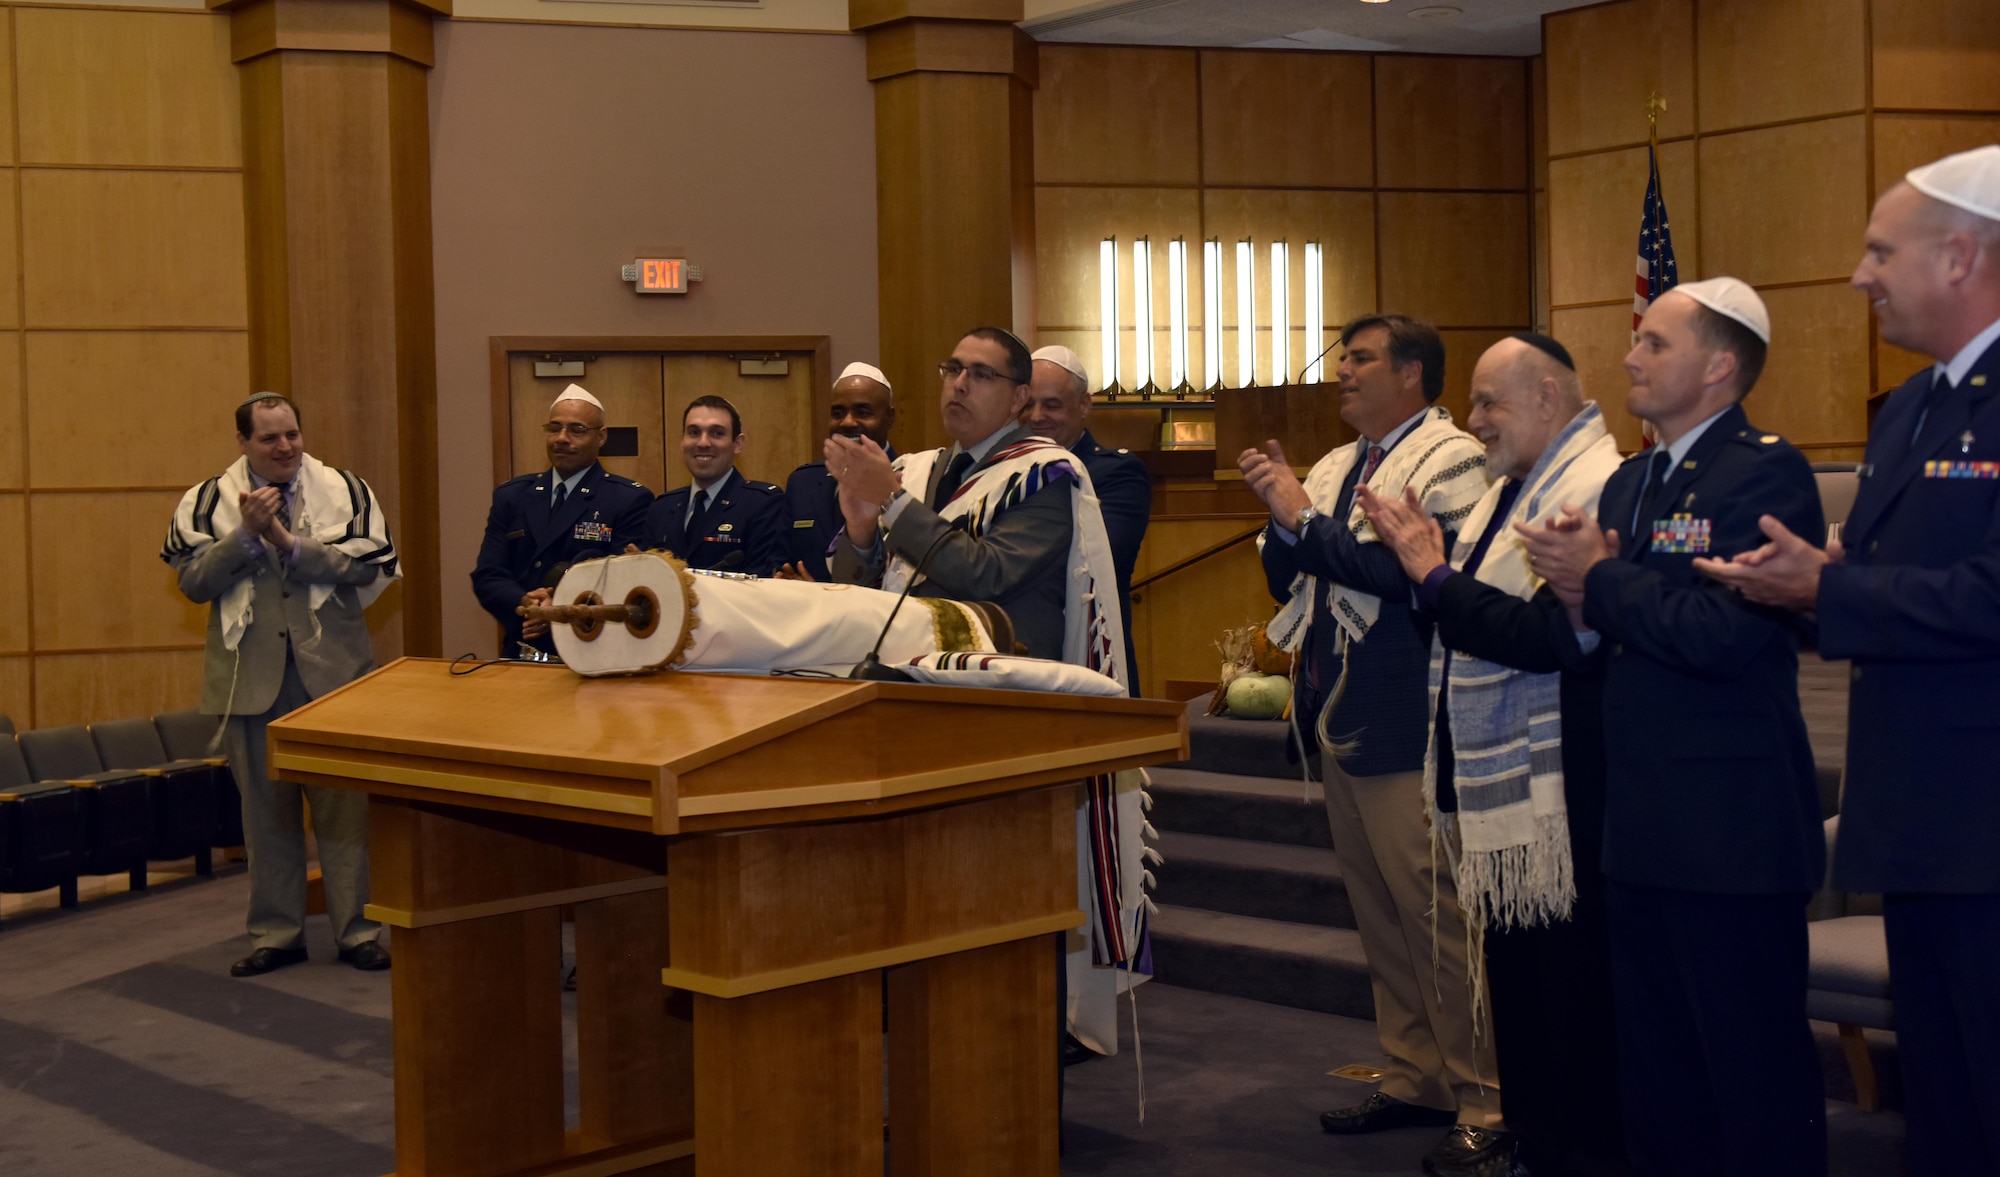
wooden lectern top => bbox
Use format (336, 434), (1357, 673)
(269, 657), (1188, 835)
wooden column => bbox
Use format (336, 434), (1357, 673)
(852, 0), (1038, 450)
(214, 0), (444, 656)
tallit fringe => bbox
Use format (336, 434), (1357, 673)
(1455, 818), (1578, 932)
(1313, 628), (1363, 761)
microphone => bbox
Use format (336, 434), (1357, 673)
(713, 549), (745, 571)
(1297, 338), (1341, 385)
(849, 520), (964, 682)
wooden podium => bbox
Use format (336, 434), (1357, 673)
(267, 657), (1187, 1177)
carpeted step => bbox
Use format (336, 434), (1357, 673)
(1148, 904), (1374, 1020)
(1153, 830), (1354, 930)
(1160, 692), (1302, 780)
(1147, 766), (1331, 849)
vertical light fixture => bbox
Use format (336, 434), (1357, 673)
(1202, 238), (1223, 390)
(1303, 240), (1324, 384)
(1167, 237), (1189, 391)
(1270, 239), (1290, 385)
(1132, 237), (1154, 391)
(1099, 237), (1118, 392)
(1236, 238), (1255, 387)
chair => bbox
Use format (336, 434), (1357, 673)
(1810, 461), (1860, 545)
(0, 738), (81, 924)
(1806, 815), (1892, 1111)
(92, 718), (217, 876)
(16, 726), (152, 892)
(153, 710), (243, 847)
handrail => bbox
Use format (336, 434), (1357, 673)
(1130, 524), (1266, 592)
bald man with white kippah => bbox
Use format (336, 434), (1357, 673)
(472, 383), (653, 655)
(1698, 144), (2000, 1174)
(780, 361), (898, 580)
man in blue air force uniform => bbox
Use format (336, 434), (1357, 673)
(1025, 344), (1152, 695)
(1701, 145), (2000, 1176)
(1519, 278), (1826, 1177)
(780, 362), (897, 580)
(645, 394), (787, 575)
(472, 384), (652, 656)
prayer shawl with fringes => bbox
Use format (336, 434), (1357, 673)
(1423, 403), (1622, 930)
(890, 439), (1153, 1055)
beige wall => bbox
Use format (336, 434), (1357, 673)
(1541, 0), (2000, 457)
(428, 20), (880, 658)
(0, 5), (248, 729)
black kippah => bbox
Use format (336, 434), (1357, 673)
(1509, 332), (1576, 372)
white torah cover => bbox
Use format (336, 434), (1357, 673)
(889, 438), (1152, 1056)
(162, 453), (400, 652)
(1423, 403), (1622, 931)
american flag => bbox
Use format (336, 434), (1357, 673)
(1632, 143), (1679, 340)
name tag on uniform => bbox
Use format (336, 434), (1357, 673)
(793, 518), (816, 529)
(505, 529), (526, 540)
(1651, 514), (1711, 554)
(1922, 460), (2000, 479)
(574, 521), (613, 542)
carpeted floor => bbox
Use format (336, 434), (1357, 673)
(0, 871), (1904, 1176)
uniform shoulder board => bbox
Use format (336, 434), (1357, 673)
(505, 470), (542, 486)
(746, 479), (784, 495)
(610, 474), (648, 488)
(1116, 447), (1132, 455)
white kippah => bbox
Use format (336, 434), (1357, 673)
(1032, 344), (1089, 386)
(837, 361), (892, 393)
(550, 383), (604, 412)
(1907, 144), (2000, 223)
(1670, 276), (1770, 344)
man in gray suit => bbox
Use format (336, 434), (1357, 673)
(163, 394), (399, 976)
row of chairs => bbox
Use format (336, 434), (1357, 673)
(0, 711), (243, 928)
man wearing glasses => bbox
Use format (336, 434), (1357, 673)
(472, 385), (653, 656)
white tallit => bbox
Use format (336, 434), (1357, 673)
(162, 453), (399, 651)
(1423, 402), (1623, 930)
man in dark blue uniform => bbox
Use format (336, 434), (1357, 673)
(646, 394), (787, 575)
(1699, 147), (2000, 1175)
(1519, 278), (1827, 1177)
(1025, 344), (1152, 694)
(780, 362), (896, 580)
(471, 384), (652, 655)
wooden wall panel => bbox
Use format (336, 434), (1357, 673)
(25, 332), (246, 489)
(1871, 0), (2000, 112)
(1544, 0), (1694, 156)
(1698, 0), (1866, 132)
(0, 656), (27, 729)
(33, 650), (206, 730)
(1033, 186), (1201, 388)
(1699, 117), (1868, 286)
(1034, 46), (1197, 186)
(1548, 140), (1697, 307)
(0, 333), (19, 489)
(13, 9), (239, 168)
(1198, 50), (1373, 189)
(1128, 518), (1270, 699)
(31, 492), (208, 650)
(1552, 302), (1645, 452)
(1876, 324), (1933, 397)
(1873, 115), (2000, 195)
(21, 169), (248, 328)
(1378, 192), (1530, 327)
(0, 176), (17, 328)
(0, 17), (14, 166)
(0, 495), (25, 654)
(660, 354), (815, 489)
(1534, 190), (1550, 333)
(1438, 329), (1513, 428)
(1203, 188), (1375, 387)
(1374, 56), (1527, 191)
(1751, 283), (1871, 450)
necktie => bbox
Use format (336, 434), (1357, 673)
(933, 451), (975, 510)
(1911, 371), (1953, 452)
(1630, 449), (1674, 542)
(552, 482), (568, 511)
(1359, 444), (1386, 485)
(275, 485), (292, 533)
(687, 489), (711, 536)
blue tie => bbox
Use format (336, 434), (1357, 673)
(1630, 449), (1674, 541)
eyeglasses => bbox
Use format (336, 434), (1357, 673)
(542, 422), (597, 437)
(938, 360), (1017, 385)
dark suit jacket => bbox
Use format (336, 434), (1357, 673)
(783, 445), (896, 580)
(1578, 403), (1824, 895)
(1820, 333), (2000, 894)
(471, 462), (652, 653)
(831, 426), (1077, 662)
(645, 467), (788, 576)
(1074, 430), (1152, 694)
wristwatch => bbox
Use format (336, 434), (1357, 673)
(1294, 505), (1318, 533)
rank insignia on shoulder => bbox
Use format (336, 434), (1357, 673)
(1923, 460), (2000, 479)
(1651, 513), (1712, 554)
(717, 523), (734, 532)
(1682, 459), (1698, 469)
(573, 521), (612, 542)
(1974, 375), (1988, 387)
(792, 519), (816, 529)
(1760, 434), (1780, 444)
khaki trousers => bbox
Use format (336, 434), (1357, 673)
(1321, 759), (1502, 1127)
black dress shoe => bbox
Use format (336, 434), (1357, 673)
(231, 946), (308, 977)
(1319, 1091), (1458, 1135)
(1422, 1124), (1517, 1177)
(1060, 1032), (1101, 1067)
(337, 941), (391, 971)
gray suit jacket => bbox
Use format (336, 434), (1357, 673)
(176, 530), (382, 716)
(833, 425), (1075, 660)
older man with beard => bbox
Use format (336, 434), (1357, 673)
(1360, 334), (1628, 1177)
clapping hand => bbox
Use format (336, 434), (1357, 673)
(1356, 485), (1447, 583)
(1693, 515), (1835, 613)
(1238, 440), (1312, 529)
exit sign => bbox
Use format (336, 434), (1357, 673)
(635, 258), (687, 294)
